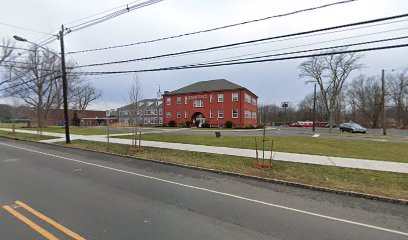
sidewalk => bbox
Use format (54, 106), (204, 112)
(1, 128), (408, 174)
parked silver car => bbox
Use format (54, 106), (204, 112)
(339, 123), (367, 133)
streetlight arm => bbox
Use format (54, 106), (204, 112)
(13, 35), (61, 59)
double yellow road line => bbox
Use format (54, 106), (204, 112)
(3, 200), (85, 240)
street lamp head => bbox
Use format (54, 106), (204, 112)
(13, 35), (27, 42)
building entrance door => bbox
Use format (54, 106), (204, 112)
(192, 112), (205, 127)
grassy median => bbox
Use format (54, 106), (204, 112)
(57, 140), (408, 200)
(116, 134), (408, 163)
(0, 131), (57, 141)
(20, 126), (127, 135)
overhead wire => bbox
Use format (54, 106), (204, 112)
(66, 0), (164, 33)
(64, 0), (143, 26)
(67, 0), (358, 54)
(193, 26), (408, 65)
(184, 35), (408, 66)
(69, 43), (408, 76)
(72, 13), (408, 68)
(0, 22), (54, 36)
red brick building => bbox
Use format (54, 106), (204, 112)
(163, 79), (258, 128)
(28, 109), (111, 127)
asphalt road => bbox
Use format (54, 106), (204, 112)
(0, 137), (407, 240)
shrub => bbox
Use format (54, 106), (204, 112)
(179, 122), (186, 128)
(162, 123), (168, 127)
(225, 120), (233, 128)
(185, 121), (191, 128)
(168, 120), (177, 127)
(245, 124), (256, 129)
(201, 122), (211, 128)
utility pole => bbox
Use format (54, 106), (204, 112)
(381, 69), (386, 136)
(312, 84), (317, 132)
(59, 25), (71, 143)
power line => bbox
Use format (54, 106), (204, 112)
(0, 45), (35, 52)
(193, 28), (408, 65)
(66, 0), (164, 33)
(187, 35), (408, 66)
(0, 22), (54, 36)
(73, 13), (408, 68)
(69, 43), (408, 75)
(67, 0), (358, 54)
(64, 0), (143, 25)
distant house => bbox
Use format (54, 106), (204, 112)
(162, 79), (258, 128)
(117, 91), (163, 126)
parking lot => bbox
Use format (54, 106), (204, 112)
(107, 126), (408, 142)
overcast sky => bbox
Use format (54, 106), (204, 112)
(1, 0), (407, 109)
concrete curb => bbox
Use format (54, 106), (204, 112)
(1, 136), (407, 205)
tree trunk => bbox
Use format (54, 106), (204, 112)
(328, 110), (334, 132)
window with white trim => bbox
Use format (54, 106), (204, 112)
(252, 112), (257, 119)
(193, 100), (204, 107)
(218, 110), (224, 118)
(159, 109), (162, 115)
(210, 94), (213, 103)
(210, 110), (213, 118)
(232, 93), (239, 102)
(185, 96), (188, 104)
(166, 112), (171, 119)
(245, 110), (251, 119)
(251, 97), (257, 106)
(245, 94), (251, 103)
(176, 97), (181, 105)
(185, 111), (188, 119)
(177, 112), (181, 118)
(159, 117), (162, 124)
(166, 97), (171, 105)
(218, 94), (224, 102)
(232, 109), (238, 118)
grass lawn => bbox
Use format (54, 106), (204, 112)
(58, 140), (408, 200)
(22, 126), (127, 135)
(0, 131), (57, 141)
(117, 134), (408, 163)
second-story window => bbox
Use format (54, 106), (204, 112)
(218, 94), (224, 102)
(166, 97), (171, 105)
(177, 97), (181, 105)
(232, 93), (239, 102)
(185, 96), (188, 104)
(194, 100), (204, 107)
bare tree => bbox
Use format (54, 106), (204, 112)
(388, 69), (408, 127)
(5, 47), (62, 128)
(347, 75), (382, 127)
(299, 50), (362, 131)
(0, 38), (15, 87)
(71, 82), (102, 125)
(127, 75), (142, 145)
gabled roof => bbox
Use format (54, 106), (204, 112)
(164, 79), (249, 95)
(118, 98), (162, 110)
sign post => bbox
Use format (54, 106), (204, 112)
(106, 110), (111, 151)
